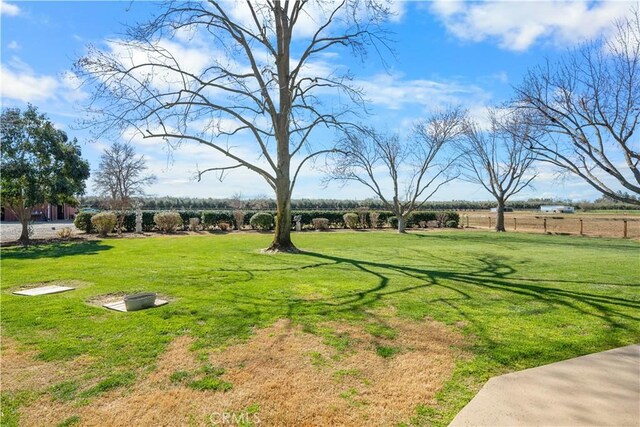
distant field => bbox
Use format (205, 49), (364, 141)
(461, 210), (640, 238)
(581, 210), (640, 215)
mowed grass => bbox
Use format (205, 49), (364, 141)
(1, 231), (639, 425)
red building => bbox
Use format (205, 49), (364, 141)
(1, 203), (78, 222)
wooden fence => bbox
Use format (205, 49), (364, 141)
(462, 214), (640, 238)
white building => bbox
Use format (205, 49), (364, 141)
(540, 205), (575, 213)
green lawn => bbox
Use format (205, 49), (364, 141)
(1, 231), (639, 425)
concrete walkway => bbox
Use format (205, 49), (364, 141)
(450, 344), (640, 427)
(0, 220), (77, 242)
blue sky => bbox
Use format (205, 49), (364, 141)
(1, 1), (637, 202)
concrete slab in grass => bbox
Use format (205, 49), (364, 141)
(103, 299), (168, 312)
(449, 344), (640, 427)
(13, 285), (75, 296)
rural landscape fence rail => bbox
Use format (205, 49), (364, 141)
(462, 214), (640, 238)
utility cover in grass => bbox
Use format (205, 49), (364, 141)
(103, 299), (169, 312)
(13, 285), (75, 296)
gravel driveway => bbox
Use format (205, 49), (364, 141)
(0, 221), (78, 243)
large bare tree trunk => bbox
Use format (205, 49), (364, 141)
(495, 199), (506, 232)
(265, 6), (297, 254)
(268, 178), (296, 252)
(397, 214), (406, 233)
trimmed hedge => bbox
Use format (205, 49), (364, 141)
(409, 211), (437, 225)
(387, 211), (459, 229)
(312, 218), (330, 230)
(343, 212), (359, 229)
(122, 213), (136, 232)
(250, 212), (274, 231)
(91, 212), (117, 237)
(202, 211), (234, 230)
(154, 211), (183, 233)
(74, 212), (95, 233)
(74, 209), (460, 233)
(179, 211), (202, 228)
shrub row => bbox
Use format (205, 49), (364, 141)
(74, 209), (460, 234)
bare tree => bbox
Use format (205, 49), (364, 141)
(327, 108), (465, 232)
(94, 142), (156, 201)
(458, 110), (537, 232)
(513, 9), (640, 204)
(93, 142), (156, 233)
(76, 1), (391, 252)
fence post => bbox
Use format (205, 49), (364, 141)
(489, 217), (492, 229)
(543, 218), (547, 233)
(514, 217), (517, 231)
(623, 220), (628, 238)
(466, 215), (469, 228)
(579, 219), (583, 236)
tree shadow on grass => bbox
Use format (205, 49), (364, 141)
(414, 230), (639, 252)
(217, 251), (640, 334)
(1, 241), (113, 260)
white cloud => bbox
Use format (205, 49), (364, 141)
(388, 0), (406, 23)
(429, 0), (635, 51)
(0, 1), (20, 16)
(121, 143), (276, 198)
(0, 58), (89, 104)
(102, 38), (239, 98)
(60, 71), (89, 103)
(224, 1), (404, 40)
(0, 64), (59, 102)
(7, 40), (20, 50)
(357, 73), (490, 110)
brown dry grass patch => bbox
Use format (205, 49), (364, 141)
(1, 335), (93, 394)
(12, 317), (465, 427)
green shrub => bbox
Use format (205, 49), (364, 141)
(201, 211), (233, 230)
(102, 210), (152, 232)
(153, 211), (183, 233)
(142, 212), (155, 231)
(249, 212), (274, 231)
(91, 212), (116, 237)
(446, 220), (458, 228)
(410, 211), (437, 225)
(178, 211), (200, 229)
(312, 218), (330, 230)
(343, 212), (359, 229)
(446, 212), (460, 227)
(122, 212), (136, 232)
(74, 212), (95, 233)
(432, 211), (460, 228)
(387, 216), (398, 228)
(376, 211), (394, 225)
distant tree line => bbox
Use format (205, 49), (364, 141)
(76, 195), (640, 212)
